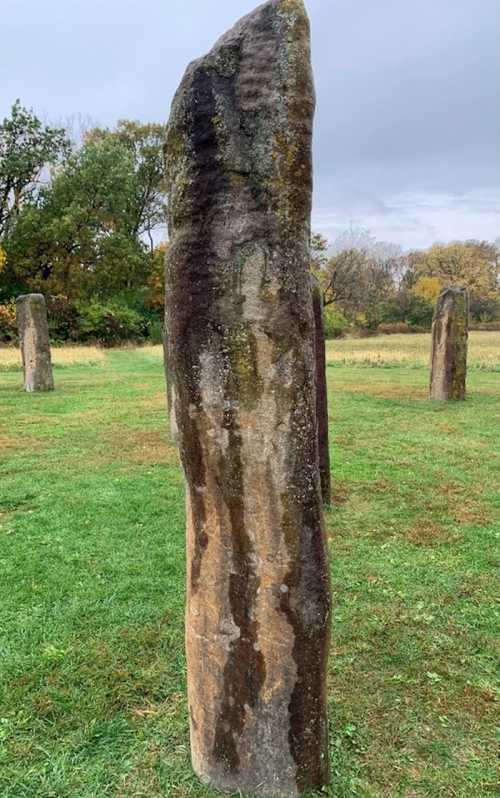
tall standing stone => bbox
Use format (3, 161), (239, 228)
(164, 2), (331, 795)
(430, 286), (469, 401)
(16, 294), (54, 393)
(311, 275), (331, 505)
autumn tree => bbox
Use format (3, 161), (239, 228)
(412, 275), (443, 304)
(413, 241), (498, 299)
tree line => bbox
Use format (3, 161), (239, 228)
(0, 101), (498, 344)
(312, 230), (499, 337)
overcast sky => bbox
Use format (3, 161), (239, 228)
(2, 0), (499, 249)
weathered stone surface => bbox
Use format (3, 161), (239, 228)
(430, 286), (469, 401)
(311, 275), (331, 505)
(164, 1), (331, 795)
(163, 327), (178, 441)
(16, 294), (54, 393)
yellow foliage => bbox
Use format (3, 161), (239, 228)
(415, 242), (498, 298)
(413, 276), (443, 303)
(0, 246), (6, 272)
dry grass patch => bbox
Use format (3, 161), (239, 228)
(330, 480), (351, 505)
(0, 433), (44, 455)
(125, 430), (178, 466)
(341, 381), (428, 400)
(138, 391), (168, 413)
(435, 481), (491, 527)
(134, 344), (163, 360)
(405, 522), (458, 546)
(0, 345), (106, 369)
(52, 346), (106, 367)
(100, 427), (178, 466)
(327, 331), (500, 370)
(0, 434), (24, 453)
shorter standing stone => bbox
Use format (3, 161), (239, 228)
(16, 294), (54, 392)
(430, 286), (469, 401)
(311, 275), (331, 505)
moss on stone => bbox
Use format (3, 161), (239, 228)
(223, 323), (263, 408)
(213, 43), (241, 78)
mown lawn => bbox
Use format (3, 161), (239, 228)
(0, 347), (498, 797)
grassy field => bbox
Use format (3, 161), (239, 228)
(0, 341), (498, 797)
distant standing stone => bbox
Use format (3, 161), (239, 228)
(430, 286), (469, 401)
(311, 275), (331, 505)
(164, 1), (331, 796)
(16, 294), (54, 392)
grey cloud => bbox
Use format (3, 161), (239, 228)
(1, 0), (499, 248)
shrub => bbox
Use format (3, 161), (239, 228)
(147, 317), (164, 344)
(0, 301), (18, 343)
(470, 321), (500, 331)
(76, 299), (146, 346)
(405, 295), (434, 328)
(377, 322), (412, 335)
(46, 295), (79, 342)
(323, 305), (349, 338)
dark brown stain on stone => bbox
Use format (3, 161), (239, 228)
(213, 405), (266, 772)
(166, 66), (230, 593)
(311, 275), (331, 506)
(279, 370), (331, 792)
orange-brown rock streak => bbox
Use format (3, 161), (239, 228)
(430, 287), (469, 401)
(16, 294), (54, 393)
(165, 2), (331, 795)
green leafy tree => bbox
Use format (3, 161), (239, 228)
(85, 120), (167, 252)
(6, 136), (151, 299)
(0, 100), (69, 239)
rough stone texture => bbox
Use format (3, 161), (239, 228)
(163, 328), (178, 441)
(16, 294), (54, 393)
(430, 287), (469, 401)
(311, 276), (331, 506)
(164, 1), (331, 795)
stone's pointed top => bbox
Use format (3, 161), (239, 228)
(166, 0), (315, 240)
(435, 286), (469, 316)
(216, 0), (308, 29)
(16, 293), (46, 304)
(439, 286), (468, 297)
(203, 0), (310, 63)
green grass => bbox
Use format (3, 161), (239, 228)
(0, 350), (498, 797)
